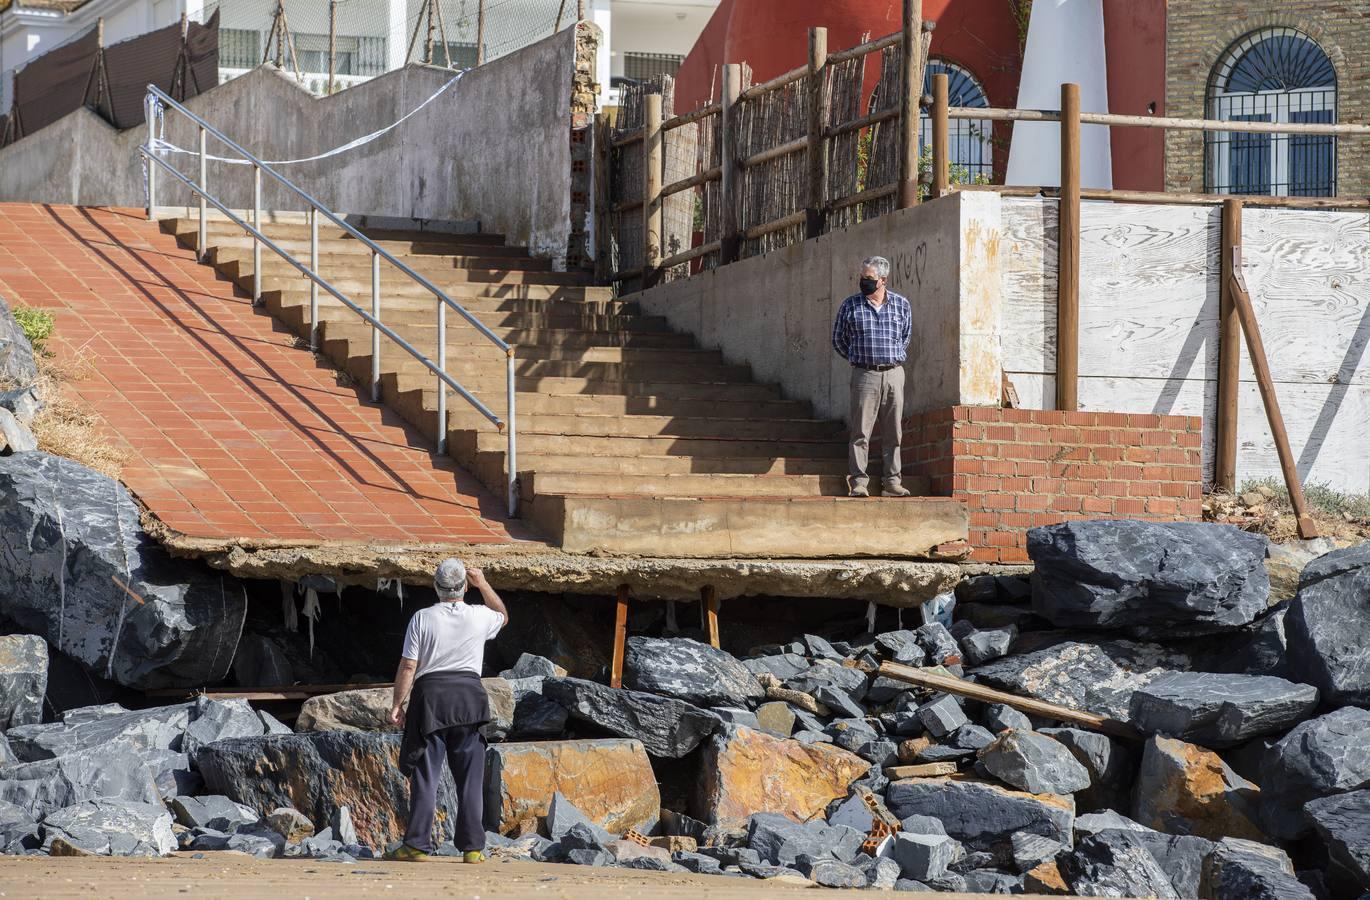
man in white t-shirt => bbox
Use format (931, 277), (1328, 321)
(385, 558), (508, 863)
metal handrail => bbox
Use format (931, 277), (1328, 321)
(139, 84), (519, 517)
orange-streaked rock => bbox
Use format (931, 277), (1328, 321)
(486, 738), (660, 836)
(1133, 735), (1266, 842)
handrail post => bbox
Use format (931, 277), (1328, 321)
(146, 96), (157, 220)
(1056, 82), (1081, 411)
(805, 26), (829, 239)
(642, 91), (664, 288)
(720, 63), (742, 265)
(1216, 199), (1242, 493)
(251, 164), (262, 305)
(932, 72), (950, 198)
(897, 0), (924, 209)
(371, 250), (381, 403)
(436, 298), (448, 454)
(309, 206), (319, 350)
(197, 125), (207, 259)
(506, 351), (518, 518)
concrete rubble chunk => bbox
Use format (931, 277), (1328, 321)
(1028, 520), (1269, 636)
(485, 738), (659, 838)
(980, 729), (1091, 795)
(542, 677), (719, 759)
(697, 725), (870, 829)
(975, 639), (1184, 720)
(1258, 706), (1370, 841)
(1304, 789), (1370, 894)
(1134, 735), (1264, 843)
(1200, 837), (1315, 900)
(623, 636), (764, 708)
(1127, 671), (1318, 748)
(1286, 542), (1370, 707)
(1059, 830), (1181, 899)
(498, 653), (566, 680)
(887, 778), (1073, 860)
(0, 738), (161, 817)
(890, 831), (956, 882)
(916, 695), (968, 737)
(170, 795), (259, 832)
(0, 634), (45, 730)
(6, 702), (191, 762)
(40, 799), (176, 857)
(0, 452), (249, 689)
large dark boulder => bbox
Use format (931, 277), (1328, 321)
(0, 634), (46, 729)
(1286, 543), (1370, 707)
(0, 452), (248, 688)
(624, 637), (763, 708)
(1259, 707), (1370, 841)
(885, 778), (1073, 861)
(542, 677), (719, 758)
(1028, 521), (1269, 636)
(0, 739), (162, 817)
(0, 298), (37, 388)
(1304, 789), (1370, 895)
(1059, 830), (1180, 899)
(979, 729), (1091, 795)
(1200, 837), (1315, 900)
(195, 732), (458, 850)
(1126, 671), (1318, 748)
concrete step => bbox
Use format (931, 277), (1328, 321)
(163, 217), (512, 247)
(386, 371), (786, 402)
(448, 412), (844, 441)
(499, 453), (853, 477)
(215, 254), (592, 287)
(322, 333), (730, 367)
(318, 318), (696, 350)
(341, 350), (756, 384)
(523, 471), (928, 498)
(529, 494), (967, 558)
(396, 384), (809, 419)
(189, 231), (537, 260)
(454, 429), (847, 460)
(272, 294), (662, 333)
(265, 284), (618, 306)
(205, 241), (551, 271)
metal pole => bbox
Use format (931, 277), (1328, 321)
(642, 92), (663, 286)
(146, 97), (157, 220)
(805, 27), (828, 239)
(328, 0), (337, 95)
(932, 72), (950, 198)
(371, 251), (381, 403)
(251, 164), (262, 305)
(476, 0), (486, 65)
(1056, 82), (1081, 412)
(1216, 198), (1242, 493)
(197, 125), (207, 259)
(719, 63), (742, 265)
(897, 0), (923, 208)
(436, 298), (448, 454)
(506, 351), (518, 517)
(309, 206), (319, 350)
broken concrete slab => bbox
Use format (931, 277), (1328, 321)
(624, 636), (764, 708)
(980, 729), (1091, 795)
(696, 725), (870, 829)
(1126, 671), (1319, 748)
(1133, 736), (1265, 843)
(1028, 520), (1269, 637)
(543, 677), (719, 758)
(1259, 706), (1370, 841)
(41, 799), (177, 857)
(0, 452), (248, 689)
(1286, 543), (1370, 707)
(0, 634), (45, 730)
(886, 778), (1073, 860)
(485, 738), (659, 838)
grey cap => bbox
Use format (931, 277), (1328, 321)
(434, 558), (467, 600)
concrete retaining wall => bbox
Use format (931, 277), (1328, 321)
(0, 26), (589, 266)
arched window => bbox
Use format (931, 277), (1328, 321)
(1206, 28), (1337, 196)
(920, 60), (992, 182)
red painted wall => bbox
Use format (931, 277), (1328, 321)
(1103, 0), (1167, 191)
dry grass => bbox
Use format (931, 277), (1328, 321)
(25, 340), (125, 480)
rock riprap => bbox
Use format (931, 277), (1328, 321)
(41, 799), (176, 857)
(0, 298), (37, 388)
(542, 677), (719, 758)
(1259, 706), (1370, 840)
(1132, 736), (1265, 843)
(624, 637), (764, 707)
(1304, 789), (1370, 894)
(1126, 671), (1318, 747)
(0, 634), (46, 730)
(1028, 520), (1269, 636)
(886, 778), (1073, 859)
(1286, 543), (1370, 707)
(0, 452), (247, 688)
(979, 729), (1091, 795)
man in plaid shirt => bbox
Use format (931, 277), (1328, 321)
(832, 256), (912, 497)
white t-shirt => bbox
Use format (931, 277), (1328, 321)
(401, 602), (506, 679)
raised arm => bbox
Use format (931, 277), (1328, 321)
(467, 567), (508, 626)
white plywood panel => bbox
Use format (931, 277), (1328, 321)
(1000, 198), (1056, 374)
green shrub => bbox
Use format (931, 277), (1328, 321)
(12, 305), (55, 356)
(1239, 476), (1370, 521)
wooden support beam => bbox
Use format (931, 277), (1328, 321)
(610, 584), (630, 688)
(805, 27), (829, 239)
(1056, 82), (1082, 412)
(897, 0), (923, 209)
(931, 72), (949, 199)
(1216, 199), (1242, 493)
(720, 63), (742, 265)
(642, 91), (664, 288)
(877, 661), (1139, 739)
(701, 585), (720, 649)
(1227, 254), (1321, 540)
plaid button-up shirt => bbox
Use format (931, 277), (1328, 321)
(832, 290), (912, 366)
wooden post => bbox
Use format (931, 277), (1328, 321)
(1056, 82), (1082, 412)
(720, 63), (742, 265)
(805, 27), (829, 239)
(897, 0), (923, 209)
(643, 91), (664, 287)
(423, 0), (435, 64)
(1228, 254), (1320, 540)
(701, 586), (720, 649)
(476, 0), (487, 65)
(932, 72), (949, 198)
(327, 0), (337, 95)
(610, 584), (630, 688)
(1216, 199), (1242, 493)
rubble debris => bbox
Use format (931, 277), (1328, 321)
(265, 807), (315, 843)
(1286, 542), (1370, 706)
(1259, 706), (1370, 841)
(1199, 837), (1316, 900)
(1303, 789), (1370, 894)
(1058, 830), (1181, 899)
(1133, 736), (1265, 843)
(544, 677), (719, 758)
(886, 778), (1073, 860)
(890, 830), (957, 882)
(624, 636), (764, 707)
(1038, 727), (1132, 814)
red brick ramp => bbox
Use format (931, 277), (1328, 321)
(0, 204), (532, 551)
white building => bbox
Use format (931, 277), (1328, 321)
(1, 0), (718, 113)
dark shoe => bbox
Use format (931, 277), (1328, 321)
(384, 843), (431, 862)
(883, 482), (912, 497)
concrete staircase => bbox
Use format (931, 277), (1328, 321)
(163, 217), (967, 558)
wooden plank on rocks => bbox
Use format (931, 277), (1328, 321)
(611, 583), (630, 688)
(877, 661), (1140, 739)
(884, 762), (958, 779)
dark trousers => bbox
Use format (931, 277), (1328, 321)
(402, 724), (486, 853)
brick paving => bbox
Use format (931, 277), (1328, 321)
(0, 204), (531, 547)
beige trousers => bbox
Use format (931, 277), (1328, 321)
(848, 365), (904, 490)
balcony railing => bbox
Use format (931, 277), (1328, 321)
(218, 67), (373, 97)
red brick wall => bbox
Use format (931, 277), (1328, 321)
(904, 407), (1204, 564)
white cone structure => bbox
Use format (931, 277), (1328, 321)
(1005, 0), (1113, 189)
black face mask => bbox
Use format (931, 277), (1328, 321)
(859, 277), (879, 296)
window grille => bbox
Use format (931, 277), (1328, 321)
(920, 60), (992, 182)
(1206, 27), (1337, 197)
(623, 52), (683, 83)
(220, 28), (262, 70)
